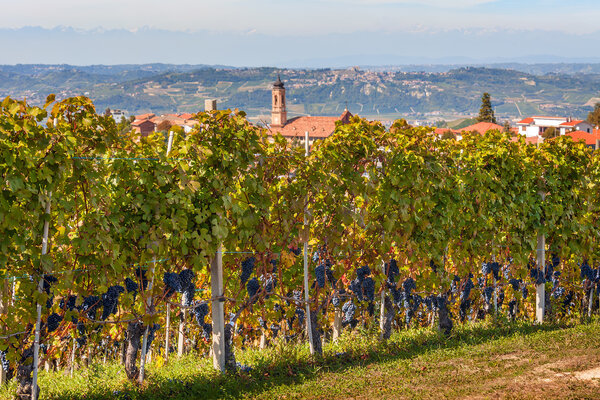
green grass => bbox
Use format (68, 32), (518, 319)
(2, 320), (599, 399)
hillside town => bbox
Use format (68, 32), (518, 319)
(119, 76), (600, 149)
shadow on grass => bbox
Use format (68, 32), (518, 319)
(50, 321), (576, 400)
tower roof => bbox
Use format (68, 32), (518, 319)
(273, 75), (284, 89)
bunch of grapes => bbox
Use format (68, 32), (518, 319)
(332, 294), (340, 307)
(386, 259), (399, 283)
(402, 278), (416, 295)
(489, 262), (501, 280)
(124, 278), (138, 294)
(0, 350), (8, 373)
(482, 286), (494, 306)
(295, 307), (305, 327)
(341, 300), (356, 327)
(521, 285), (529, 300)
(81, 296), (101, 320)
(101, 285), (124, 320)
(47, 313), (63, 333)
(362, 277), (375, 302)
(481, 262), (491, 276)
(146, 324), (161, 352)
(163, 272), (182, 298)
(509, 278), (521, 291)
(246, 278), (260, 302)
(530, 267), (546, 285)
(581, 260), (594, 281)
(263, 275), (277, 294)
(240, 257), (255, 285)
(450, 275), (460, 296)
(325, 261), (335, 286)
(314, 264), (326, 288)
(508, 299), (517, 319)
(349, 278), (363, 301)
(201, 323), (212, 340)
(179, 269), (196, 306)
(192, 302), (209, 326)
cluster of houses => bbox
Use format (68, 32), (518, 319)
(116, 76), (600, 148)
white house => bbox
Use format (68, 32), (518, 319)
(516, 116), (594, 137)
(110, 109), (127, 124)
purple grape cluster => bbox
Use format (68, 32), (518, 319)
(81, 296), (101, 320)
(341, 300), (356, 327)
(179, 269), (196, 306)
(386, 259), (399, 283)
(246, 278), (260, 301)
(240, 257), (255, 285)
(192, 302), (209, 326)
(101, 285), (124, 320)
(124, 277), (138, 294)
(362, 277), (375, 302)
(0, 350), (8, 373)
(47, 313), (63, 333)
(163, 272), (182, 298)
(145, 324), (161, 352)
(315, 264), (326, 288)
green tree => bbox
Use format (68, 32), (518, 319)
(542, 126), (558, 140)
(588, 102), (600, 127)
(477, 92), (497, 124)
(440, 130), (456, 140)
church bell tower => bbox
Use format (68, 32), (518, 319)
(271, 75), (287, 128)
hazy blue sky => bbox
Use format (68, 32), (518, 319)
(1, 0), (599, 65)
(2, 0), (599, 34)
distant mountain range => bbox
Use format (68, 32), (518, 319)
(1, 63), (599, 123)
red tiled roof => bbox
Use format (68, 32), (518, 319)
(179, 113), (194, 120)
(510, 135), (541, 144)
(131, 119), (155, 127)
(517, 117), (534, 125)
(459, 122), (504, 135)
(135, 113), (155, 120)
(270, 111), (353, 138)
(559, 120), (584, 127)
(434, 127), (456, 135)
(564, 130), (600, 146)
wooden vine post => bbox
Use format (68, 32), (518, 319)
(211, 244), (225, 372)
(303, 131), (315, 354)
(536, 191), (546, 323)
(32, 191), (52, 400)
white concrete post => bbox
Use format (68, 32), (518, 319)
(536, 192), (546, 323)
(32, 191), (52, 400)
(211, 244), (225, 372)
(303, 131), (315, 354)
(379, 260), (386, 340)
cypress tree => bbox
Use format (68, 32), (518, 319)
(477, 92), (497, 124)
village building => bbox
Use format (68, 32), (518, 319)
(131, 118), (156, 136)
(516, 116), (594, 137)
(268, 76), (353, 146)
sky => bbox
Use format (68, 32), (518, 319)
(2, 0), (599, 34)
(1, 0), (599, 65)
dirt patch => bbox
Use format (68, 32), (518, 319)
(574, 367), (600, 381)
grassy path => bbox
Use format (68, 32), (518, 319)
(253, 323), (600, 400)
(2, 321), (599, 399)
